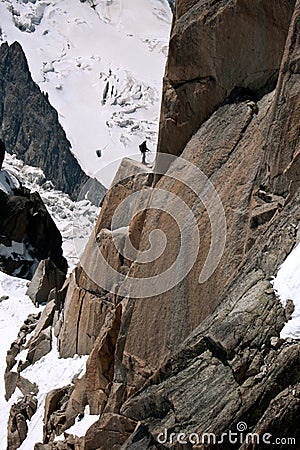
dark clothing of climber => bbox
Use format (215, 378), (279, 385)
(0, 139), (5, 171)
(139, 140), (150, 164)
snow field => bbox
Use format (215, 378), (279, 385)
(273, 241), (300, 339)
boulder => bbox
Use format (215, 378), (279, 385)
(0, 187), (67, 279)
(29, 299), (56, 340)
(4, 371), (19, 401)
(84, 413), (136, 450)
(5, 371), (39, 400)
(27, 259), (66, 305)
(17, 375), (39, 397)
(26, 326), (52, 364)
(77, 177), (107, 208)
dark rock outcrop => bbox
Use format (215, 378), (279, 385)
(27, 259), (66, 305)
(0, 41), (106, 204)
(0, 184), (67, 279)
(5, 371), (38, 401)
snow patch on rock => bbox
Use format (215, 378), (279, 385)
(55, 405), (98, 440)
(273, 240), (300, 339)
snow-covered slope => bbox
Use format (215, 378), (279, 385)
(273, 241), (300, 339)
(18, 339), (88, 449)
(0, 271), (88, 450)
(0, 272), (39, 449)
(0, 0), (171, 187)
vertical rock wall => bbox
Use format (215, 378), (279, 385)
(156, 0), (295, 161)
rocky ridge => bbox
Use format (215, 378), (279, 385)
(5, 0), (300, 449)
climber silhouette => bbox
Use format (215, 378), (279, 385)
(0, 139), (5, 171)
(139, 140), (150, 165)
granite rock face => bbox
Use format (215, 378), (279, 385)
(27, 259), (66, 305)
(257, 0), (300, 198)
(0, 41), (106, 204)
(29, 0), (300, 448)
(57, 158), (149, 358)
(156, 0), (295, 162)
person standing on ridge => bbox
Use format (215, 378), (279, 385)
(139, 140), (150, 165)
